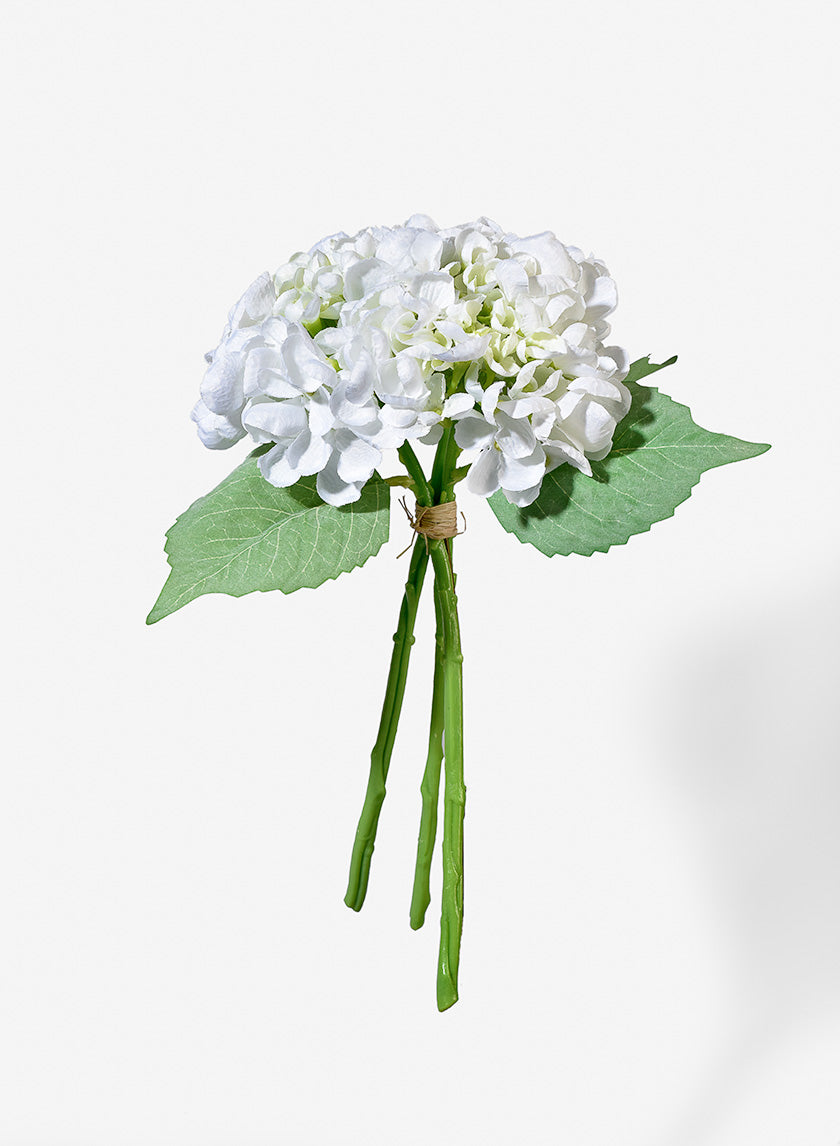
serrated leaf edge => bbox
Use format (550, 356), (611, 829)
(489, 381), (770, 559)
(146, 476), (391, 624)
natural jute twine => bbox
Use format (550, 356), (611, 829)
(398, 497), (465, 556)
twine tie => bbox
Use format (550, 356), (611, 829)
(398, 497), (465, 556)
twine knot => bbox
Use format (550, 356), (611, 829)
(398, 497), (465, 556)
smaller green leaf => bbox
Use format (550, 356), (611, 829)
(623, 353), (678, 384)
(489, 357), (770, 558)
(147, 453), (391, 624)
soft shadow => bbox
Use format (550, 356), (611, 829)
(282, 477), (383, 516)
(513, 385), (659, 526)
(650, 570), (840, 1144)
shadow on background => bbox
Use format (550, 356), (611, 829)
(652, 570), (840, 1145)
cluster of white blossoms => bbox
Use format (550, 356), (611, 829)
(192, 216), (631, 507)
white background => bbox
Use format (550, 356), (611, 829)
(2, 1), (839, 1143)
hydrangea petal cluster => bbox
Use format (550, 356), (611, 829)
(192, 216), (630, 506)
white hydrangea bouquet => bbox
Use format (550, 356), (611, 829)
(148, 215), (768, 1011)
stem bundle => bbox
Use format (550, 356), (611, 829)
(343, 536), (428, 912)
(344, 432), (466, 1010)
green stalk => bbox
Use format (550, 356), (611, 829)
(430, 536), (465, 1012)
(408, 422), (457, 931)
(430, 423), (458, 498)
(344, 444), (435, 912)
(428, 429), (466, 1011)
(344, 535), (428, 911)
(397, 443), (433, 506)
(409, 580), (445, 930)
(347, 426), (466, 1010)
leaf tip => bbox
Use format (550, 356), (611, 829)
(732, 437), (771, 462)
(145, 582), (174, 625)
(145, 603), (163, 625)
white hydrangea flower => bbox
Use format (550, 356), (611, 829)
(190, 272), (275, 448)
(191, 216), (630, 507)
(452, 371), (547, 507)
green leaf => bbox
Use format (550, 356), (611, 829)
(488, 356), (770, 557)
(623, 353), (679, 384)
(147, 453), (391, 623)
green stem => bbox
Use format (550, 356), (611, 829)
(409, 580), (445, 930)
(428, 424), (455, 499)
(430, 535), (465, 1012)
(348, 426), (466, 1010)
(344, 443), (436, 914)
(384, 475), (416, 491)
(397, 443), (433, 506)
(408, 421), (459, 932)
(344, 535), (428, 911)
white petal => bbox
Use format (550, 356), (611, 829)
(344, 351), (376, 405)
(454, 412), (495, 452)
(403, 417), (439, 443)
(567, 375), (625, 403)
(362, 421), (409, 450)
(412, 272), (455, 310)
(405, 213), (439, 232)
(343, 258), (390, 301)
(285, 429), (333, 476)
(379, 405), (418, 429)
(316, 454), (364, 506)
(190, 399), (245, 449)
(555, 389), (586, 421)
(497, 394), (554, 420)
(410, 229), (444, 271)
(242, 399), (308, 443)
(504, 482), (542, 507)
(307, 388), (335, 436)
(543, 290), (580, 328)
(259, 443), (299, 488)
(419, 423), (443, 446)
(508, 233), (577, 280)
(228, 272), (275, 328)
(314, 325), (350, 357)
(429, 333), (491, 363)
(544, 436), (592, 476)
(457, 227), (496, 264)
(282, 329), (335, 393)
(376, 355), (428, 406)
(442, 392), (476, 419)
(331, 379), (381, 427)
(373, 229), (416, 270)
(584, 274), (618, 320)
(200, 349), (246, 416)
(260, 315), (293, 345)
(465, 447), (502, 498)
(530, 403), (557, 440)
(612, 380), (632, 418)
(334, 434), (382, 483)
(499, 445), (546, 491)
(494, 410), (537, 459)
(480, 379), (505, 423)
(562, 397), (616, 457)
(494, 258), (529, 300)
(602, 345), (629, 378)
(464, 368), (484, 403)
(510, 360), (542, 394)
(243, 348), (299, 399)
(558, 321), (593, 348)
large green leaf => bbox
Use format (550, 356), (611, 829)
(147, 452), (391, 623)
(488, 356), (770, 557)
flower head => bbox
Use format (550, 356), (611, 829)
(192, 216), (629, 506)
